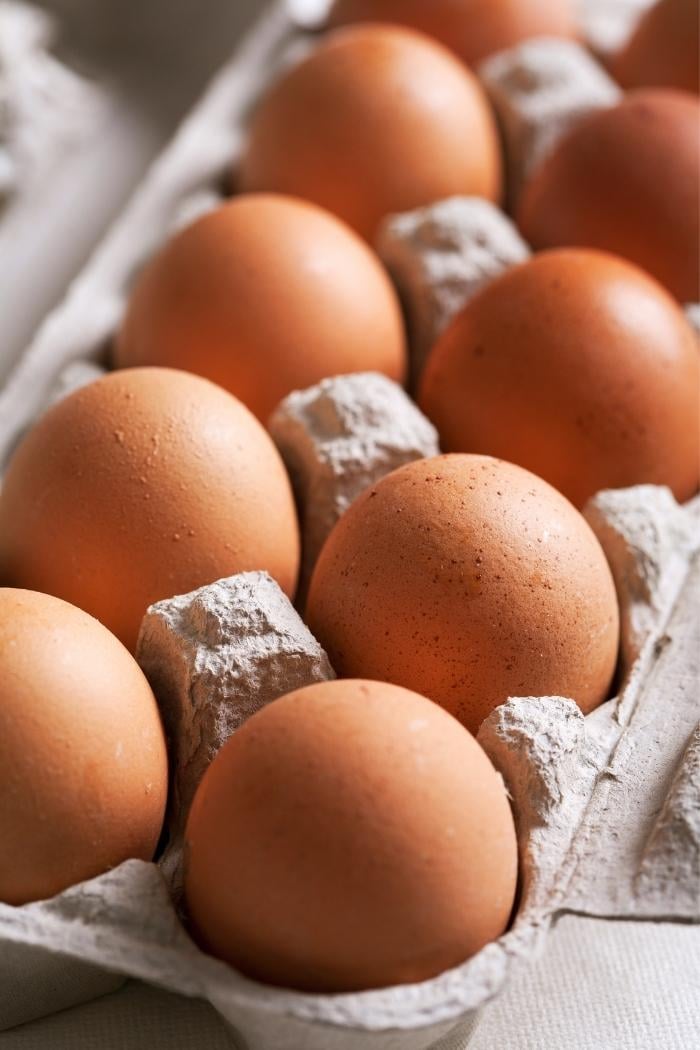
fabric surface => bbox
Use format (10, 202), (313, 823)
(1, 916), (698, 1049)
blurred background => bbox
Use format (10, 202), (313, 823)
(0, 0), (265, 381)
(36, 0), (263, 122)
(0, 0), (651, 381)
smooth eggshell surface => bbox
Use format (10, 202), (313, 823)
(184, 678), (518, 992)
(115, 195), (406, 421)
(518, 90), (700, 302)
(306, 455), (620, 735)
(0, 368), (300, 651)
(328, 0), (579, 68)
(239, 26), (502, 241)
(0, 588), (168, 905)
(613, 0), (699, 96)
(419, 249), (700, 508)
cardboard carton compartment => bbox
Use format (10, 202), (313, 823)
(0, 3), (697, 1046)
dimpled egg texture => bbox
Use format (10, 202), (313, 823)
(0, 368), (300, 650)
(306, 455), (620, 735)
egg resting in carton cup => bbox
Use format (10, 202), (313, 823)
(0, 373), (697, 1047)
(0, 3), (698, 1047)
(1, 471), (697, 1047)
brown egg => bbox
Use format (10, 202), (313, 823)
(613, 0), (699, 95)
(518, 90), (700, 302)
(0, 588), (167, 905)
(0, 368), (299, 651)
(184, 679), (518, 991)
(115, 195), (406, 421)
(419, 249), (700, 508)
(239, 26), (502, 242)
(328, 0), (579, 68)
(306, 455), (620, 735)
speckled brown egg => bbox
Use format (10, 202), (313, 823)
(184, 678), (518, 992)
(0, 368), (299, 651)
(518, 90), (700, 302)
(239, 25), (502, 242)
(419, 249), (700, 508)
(613, 0), (699, 95)
(328, 0), (579, 67)
(0, 588), (167, 905)
(306, 455), (620, 735)
(115, 195), (406, 421)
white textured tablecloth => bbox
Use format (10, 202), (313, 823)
(2, 916), (698, 1049)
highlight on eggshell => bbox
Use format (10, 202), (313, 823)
(239, 24), (502, 241)
(0, 367), (300, 651)
(306, 454), (621, 736)
(115, 194), (407, 421)
(518, 89), (700, 302)
(327, 0), (579, 68)
(0, 588), (168, 906)
(419, 248), (700, 509)
(183, 678), (518, 992)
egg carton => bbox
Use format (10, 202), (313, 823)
(0, 1), (698, 1047)
(0, 419), (697, 1050)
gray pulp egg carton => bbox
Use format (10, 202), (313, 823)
(0, 1), (698, 1046)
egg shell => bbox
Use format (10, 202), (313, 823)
(239, 25), (502, 242)
(517, 89), (700, 302)
(419, 249), (700, 508)
(327, 0), (579, 67)
(306, 454), (620, 735)
(115, 195), (406, 421)
(0, 588), (168, 906)
(612, 0), (699, 95)
(183, 678), (518, 993)
(0, 368), (300, 651)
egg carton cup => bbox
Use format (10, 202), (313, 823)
(0, 1), (698, 1046)
(269, 372), (440, 599)
(0, 480), (697, 1048)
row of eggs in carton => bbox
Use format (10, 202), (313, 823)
(0, 1), (698, 1045)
